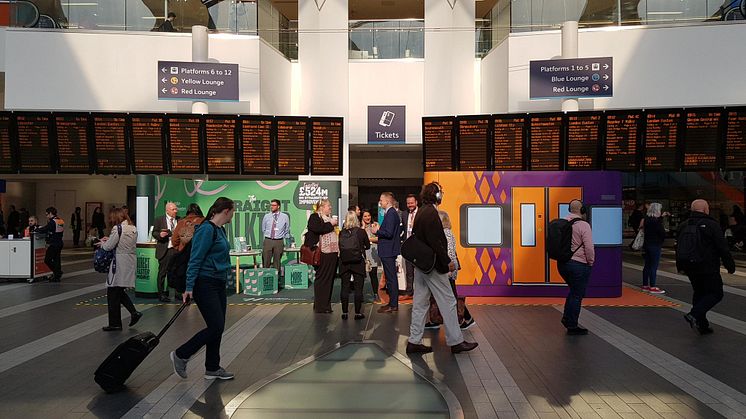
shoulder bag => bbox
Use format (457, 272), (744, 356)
(401, 233), (436, 274)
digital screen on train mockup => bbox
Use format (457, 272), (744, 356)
(644, 110), (681, 171)
(168, 116), (203, 174)
(604, 111), (640, 171)
(54, 114), (91, 173)
(492, 115), (525, 171)
(92, 114), (129, 174)
(683, 110), (720, 170)
(310, 118), (343, 175)
(15, 114), (53, 173)
(566, 113), (601, 170)
(130, 115), (166, 174)
(204, 117), (238, 174)
(0, 114), (14, 173)
(457, 117), (490, 171)
(423, 117), (455, 171)
(529, 115), (562, 170)
(240, 117), (273, 175)
(276, 118), (308, 175)
(725, 109), (746, 170)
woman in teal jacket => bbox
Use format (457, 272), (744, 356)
(170, 197), (235, 381)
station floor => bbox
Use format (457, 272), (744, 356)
(1, 246), (746, 418)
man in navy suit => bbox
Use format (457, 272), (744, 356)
(373, 192), (402, 313)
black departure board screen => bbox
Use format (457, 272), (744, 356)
(16, 114), (53, 173)
(644, 111), (681, 171)
(493, 115), (524, 170)
(276, 118), (308, 175)
(725, 109), (746, 170)
(204, 117), (238, 174)
(241, 117), (273, 174)
(529, 115), (562, 170)
(311, 118), (343, 175)
(54, 115), (90, 173)
(168, 116), (203, 174)
(0, 114), (13, 173)
(93, 115), (128, 174)
(566, 114), (601, 170)
(683, 110), (720, 170)
(423, 117), (454, 171)
(605, 112), (640, 171)
(130, 115), (165, 174)
(457, 117), (490, 170)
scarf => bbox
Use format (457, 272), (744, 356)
(319, 214), (339, 254)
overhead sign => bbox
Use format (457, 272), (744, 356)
(530, 57), (613, 99)
(157, 60), (239, 102)
(368, 105), (405, 144)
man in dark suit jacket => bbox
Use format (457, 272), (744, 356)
(374, 192), (402, 313)
(399, 194), (419, 299)
(152, 202), (179, 302)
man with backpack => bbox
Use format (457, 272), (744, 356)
(676, 199), (735, 335)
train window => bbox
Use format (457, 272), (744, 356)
(460, 205), (503, 246)
(520, 204), (536, 247)
(590, 206), (623, 246)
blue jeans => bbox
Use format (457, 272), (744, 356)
(558, 260), (592, 328)
(380, 256), (398, 308)
(642, 244), (662, 287)
(175, 278), (227, 372)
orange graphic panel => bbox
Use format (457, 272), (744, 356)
(512, 187), (545, 283)
(548, 187), (582, 283)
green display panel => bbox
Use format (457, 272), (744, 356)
(135, 244), (159, 297)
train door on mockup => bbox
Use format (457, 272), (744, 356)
(512, 187), (546, 283)
(547, 187), (583, 284)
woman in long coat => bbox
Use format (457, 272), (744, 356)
(101, 207), (142, 331)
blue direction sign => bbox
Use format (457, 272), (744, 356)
(157, 60), (239, 102)
(530, 57), (613, 99)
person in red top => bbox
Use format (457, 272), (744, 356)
(558, 199), (595, 335)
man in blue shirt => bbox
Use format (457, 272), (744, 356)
(373, 192), (402, 313)
(261, 199), (290, 273)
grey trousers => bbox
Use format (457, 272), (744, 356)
(262, 238), (284, 272)
(409, 268), (464, 346)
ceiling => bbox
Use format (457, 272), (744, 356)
(271, 0), (499, 22)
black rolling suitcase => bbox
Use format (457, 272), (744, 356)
(94, 302), (189, 393)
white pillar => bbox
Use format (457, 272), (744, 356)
(561, 20), (579, 112)
(192, 25), (209, 114)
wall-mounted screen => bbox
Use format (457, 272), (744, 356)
(93, 114), (129, 174)
(644, 110), (681, 171)
(492, 115), (525, 170)
(204, 116), (238, 174)
(423, 117), (455, 171)
(457, 117), (490, 171)
(276, 118), (308, 175)
(566, 113), (601, 170)
(16, 114), (53, 173)
(310, 118), (343, 175)
(168, 116), (203, 174)
(241, 117), (273, 175)
(0, 113), (14, 173)
(682, 110), (720, 170)
(130, 115), (165, 174)
(529, 115), (562, 170)
(725, 109), (746, 170)
(54, 114), (91, 173)
(604, 111), (640, 171)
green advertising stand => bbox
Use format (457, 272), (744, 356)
(135, 243), (160, 298)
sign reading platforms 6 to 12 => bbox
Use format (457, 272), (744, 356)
(529, 57), (613, 99)
(157, 61), (239, 102)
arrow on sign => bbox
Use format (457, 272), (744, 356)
(161, 88), (167, 93)
(603, 74), (609, 80)
(603, 64), (609, 70)
(603, 85), (609, 91)
(161, 78), (167, 83)
(161, 67), (167, 73)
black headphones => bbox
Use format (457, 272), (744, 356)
(569, 199), (587, 215)
(434, 183), (443, 204)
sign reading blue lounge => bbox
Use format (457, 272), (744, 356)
(368, 105), (405, 144)
(157, 60), (239, 102)
(530, 57), (613, 100)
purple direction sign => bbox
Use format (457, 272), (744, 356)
(530, 57), (613, 99)
(158, 61), (239, 102)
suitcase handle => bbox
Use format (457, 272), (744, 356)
(156, 301), (189, 339)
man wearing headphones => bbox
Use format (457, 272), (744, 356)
(558, 199), (595, 335)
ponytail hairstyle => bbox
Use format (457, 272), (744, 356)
(206, 197), (235, 221)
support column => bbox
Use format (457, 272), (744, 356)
(192, 25), (209, 114)
(135, 175), (155, 243)
(561, 20), (579, 112)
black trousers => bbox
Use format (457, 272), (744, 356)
(73, 228), (82, 246)
(688, 272), (724, 327)
(107, 287), (137, 327)
(313, 253), (338, 313)
(45, 243), (63, 280)
(176, 279), (227, 371)
(157, 248), (176, 295)
(340, 267), (365, 314)
(368, 266), (378, 297)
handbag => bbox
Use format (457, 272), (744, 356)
(94, 225), (122, 274)
(401, 233), (436, 274)
(300, 244), (321, 266)
(631, 229), (644, 251)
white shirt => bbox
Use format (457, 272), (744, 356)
(406, 208), (418, 238)
(167, 216), (177, 249)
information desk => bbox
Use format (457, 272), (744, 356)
(135, 243), (159, 298)
(0, 234), (52, 282)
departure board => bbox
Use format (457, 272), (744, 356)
(204, 117), (238, 174)
(423, 117), (454, 171)
(16, 114), (53, 173)
(644, 111), (681, 171)
(457, 118), (490, 170)
(0, 114), (13, 173)
(93, 115), (129, 174)
(54, 114), (90, 173)
(130, 115), (165, 173)
(241, 117), (273, 174)
(276, 118), (308, 175)
(605, 112), (640, 171)
(493, 115), (524, 170)
(311, 118), (343, 175)
(683, 110), (720, 170)
(566, 114), (601, 170)
(168, 116), (203, 174)
(529, 115), (562, 170)
(725, 109), (746, 170)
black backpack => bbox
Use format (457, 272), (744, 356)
(676, 219), (705, 265)
(167, 222), (217, 293)
(547, 218), (584, 262)
(339, 228), (362, 264)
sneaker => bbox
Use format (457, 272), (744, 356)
(204, 368), (234, 380)
(170, 351), (188, 379)
(641, 285), (651, 292)
(460, 318), (476, 330)
(648, 287), (666, 294)
(424, 322), (442, 329)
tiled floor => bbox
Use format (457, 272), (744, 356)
(0, 249), (745, 418)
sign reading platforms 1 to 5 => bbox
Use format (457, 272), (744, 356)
(158, 61), (239, 102)
(530, 57), (613, 99)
